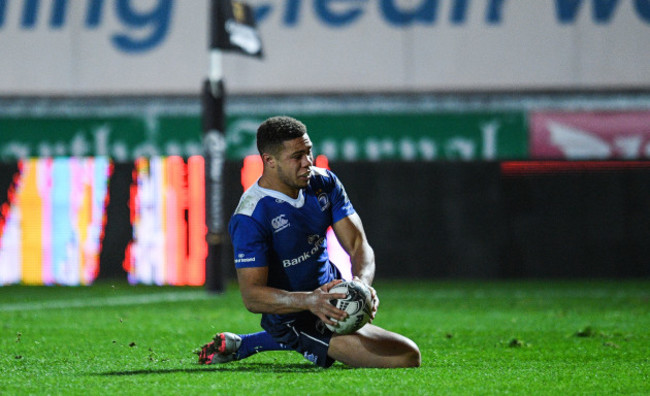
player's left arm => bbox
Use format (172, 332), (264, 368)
(332, 213), (379, 319)
(332, 213), (375, 285)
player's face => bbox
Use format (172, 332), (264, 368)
(275, 134), (314, 195)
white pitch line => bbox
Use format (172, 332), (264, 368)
(0, 290), (214, 312)
(0, 287), (641, 313)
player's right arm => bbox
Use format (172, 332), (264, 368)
(236, 266), (348, 326)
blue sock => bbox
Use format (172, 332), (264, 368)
(235, 331), (290, 360)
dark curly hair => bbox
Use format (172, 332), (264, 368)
(257, 116), (307, 156)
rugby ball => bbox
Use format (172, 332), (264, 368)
(326, 280), (372, 334)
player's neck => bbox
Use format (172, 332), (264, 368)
(258, 174), (300, 199)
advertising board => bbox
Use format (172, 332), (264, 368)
(1, 0), (648, 94)
(0, 111), (527, 161)
(530, 111), (650, 160)
(227, 112), (528, 161)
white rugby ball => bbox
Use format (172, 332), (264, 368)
(326, 280), (372, 334)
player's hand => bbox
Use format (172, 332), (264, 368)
(307, 279), (348, 326)
(353, 276), (379, 322)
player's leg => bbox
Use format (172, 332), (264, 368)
(327, 324), (421, 368)
(197, 330), (290, 364)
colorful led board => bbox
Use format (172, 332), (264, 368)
(122, 156), (207, 286)
(0, 158), (110, 285)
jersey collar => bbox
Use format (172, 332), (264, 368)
(256, 182), (306, 208)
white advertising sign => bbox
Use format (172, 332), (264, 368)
(1, 0), (649, 95)
(0, 0), (209, 95)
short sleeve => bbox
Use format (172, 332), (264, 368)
(328, 171), (356, 224)
(229, 214), (269, 268)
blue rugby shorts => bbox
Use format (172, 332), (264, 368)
(264, 312), (335, 368)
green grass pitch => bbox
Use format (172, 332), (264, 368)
(1, 280), (648, 395)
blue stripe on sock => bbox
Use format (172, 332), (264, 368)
(236, 331), (290, 360)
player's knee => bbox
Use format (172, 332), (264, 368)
(408, 346), (422, 367)
(402, 342), (421, 368)
(388, 337), (421, 368)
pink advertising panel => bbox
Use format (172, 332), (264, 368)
(530, 112), (650, 160)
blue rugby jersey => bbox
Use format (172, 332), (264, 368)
(228, 167), (355, 328)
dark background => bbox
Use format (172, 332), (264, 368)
(220, 161), (650, 280)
